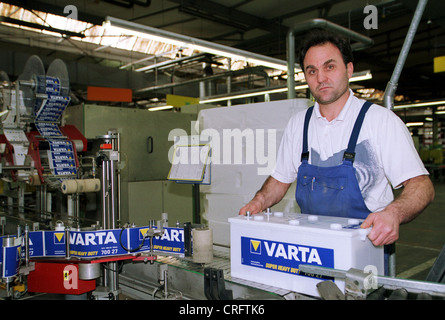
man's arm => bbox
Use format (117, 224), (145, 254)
(361, 174), (435, 246)
(239, 176), (291, 215)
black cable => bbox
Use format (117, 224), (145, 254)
(119, 227), (147, 253)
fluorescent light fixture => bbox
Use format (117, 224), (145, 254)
(148, 105), (174, 111)
(201, 86), (291, 104)
(200, 71), (372, 104)
(394, 100), (445, 109)
(406, 122), (424, 127)
(348, 70), (372, 82)
(105, 16), (299, 72)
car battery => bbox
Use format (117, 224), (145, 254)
(229, 212), (384, 297)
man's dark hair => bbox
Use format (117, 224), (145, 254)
(298, 28), (354, 70)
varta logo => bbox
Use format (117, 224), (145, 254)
(250, 240), (261, 254)
(70, 231), (117, 246)
(263, 241), (322, 265)
(54, 232), (65, 244)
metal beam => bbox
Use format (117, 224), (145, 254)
(169, 0), (283, 35)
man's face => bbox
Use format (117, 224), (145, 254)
(303, 42), (353, 106)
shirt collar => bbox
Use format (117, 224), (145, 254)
(314, 89), (354, 122)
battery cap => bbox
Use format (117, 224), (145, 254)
(359, 227), (372, 241)
(308, 215), (318, 222)
(348, 219), (360, 225)
(330, 223), (342, 230)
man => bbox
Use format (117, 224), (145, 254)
(239, 29), (434, 247)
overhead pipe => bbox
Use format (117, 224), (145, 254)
(383, 0), (428, 110)
(106, 16), (290, 71)
(135, 66), (267, 94)
(286, 18), (374, 99)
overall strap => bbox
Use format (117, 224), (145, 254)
(301, 106), (314, 161)
(343, 101), (373, 163)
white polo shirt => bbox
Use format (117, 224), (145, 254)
(271, 90), (428, 212)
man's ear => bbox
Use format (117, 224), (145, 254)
(347, 62), (354, 78)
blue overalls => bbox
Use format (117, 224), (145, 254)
(295, 101), (372, 219)
(295, 101), (393, 275)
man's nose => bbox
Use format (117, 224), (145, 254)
(317, 70), (327, 82)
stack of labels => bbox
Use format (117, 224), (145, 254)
(3, 128), (28, 165)
(33, 68), (74, 178)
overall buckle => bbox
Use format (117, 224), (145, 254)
(343, 152), (355, 162)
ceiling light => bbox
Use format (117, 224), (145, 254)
(200, 71), (372, 104)
(105, 16), (299, 72)
(394, 100), (445, 109)
(148, 105), (174, 111)
(405, 122), (424, 127)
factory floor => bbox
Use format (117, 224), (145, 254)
(395, 180), (445, 281)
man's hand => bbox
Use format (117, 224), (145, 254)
(361, 210), (400, 246)
(238, 199), (262, 215)
(238, 176), (291, 216)
(361, 175), (434, 246)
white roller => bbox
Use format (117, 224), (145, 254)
(192, 227), (213, 264)
(61, 179), (100, 194)
(72, 139), (84, 152)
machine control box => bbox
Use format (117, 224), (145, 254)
(229, 212), (384, 297)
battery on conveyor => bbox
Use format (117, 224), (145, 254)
(229, 212), (384, 297)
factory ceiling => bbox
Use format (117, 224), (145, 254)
(0, 0), (445, 110)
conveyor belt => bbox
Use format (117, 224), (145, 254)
(155, 247), (301, 298)
(120, 246), (307, 300)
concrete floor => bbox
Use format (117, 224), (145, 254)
(395, 181), (445, 281)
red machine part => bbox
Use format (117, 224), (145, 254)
(0, 134), (17, 181)
(27, 261), (96, 295)
(27, 255), (156, 295)
(26, 131), (44, 184)
(59, 125), (88, 153)
(0, 125), (87, 183)
(25, 125), (87, 184)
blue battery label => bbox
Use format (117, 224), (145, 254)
(35, 122), (63, 137)
(4, 227), (185, 278)
(241, 236), (334, 279)
(36, 76), (61, 95)
(152, 227), (185, 254)
(44, 231), (67, 256)
(35, 95), (70, 122)
(1, 245), (21, 278)
(35, 95), (71, 122)
(47, 139), (77, 176)
(43, 76), (61, 95)
(69, 229), (126, 258)
(27, 231), (45, 257)
(22, 227), (185, 260)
